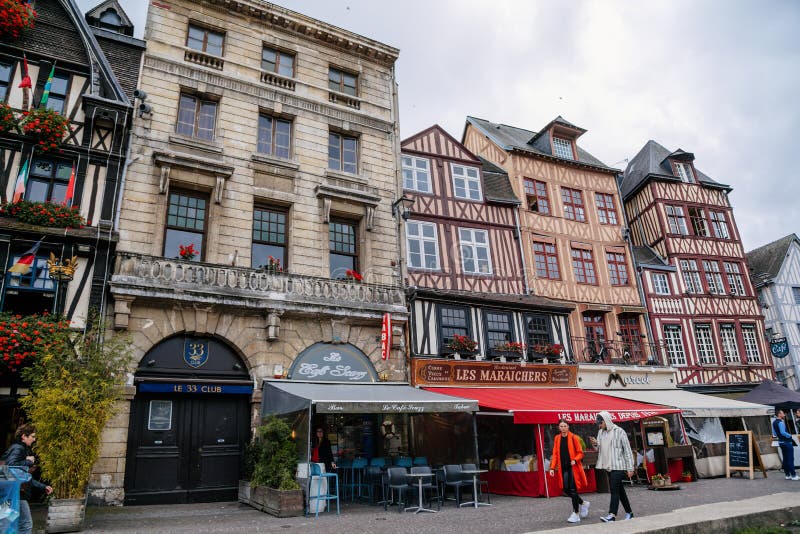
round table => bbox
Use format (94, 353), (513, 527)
(404, 472), (437, 514)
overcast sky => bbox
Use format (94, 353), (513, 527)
(78, 0), (800, 252)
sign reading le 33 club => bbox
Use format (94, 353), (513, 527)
(183, 338), (210, 368)
(287, 342), (378, 382)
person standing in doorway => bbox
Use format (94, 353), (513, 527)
(311, 427), (336, 473)
(548, 419), (590, 523)
(773, 409), (798, 480)
(589, 412), (635, 522)
(1, 425), (53, 534)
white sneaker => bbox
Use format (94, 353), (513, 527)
(624, 512), (634, 520)
(792, 476), (800, 481)
(579, 500), (590, 518)
(567, 512), (581, 523)
(787, 475), (793, 480)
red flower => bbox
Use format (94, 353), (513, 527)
(344, 269), (363, 282)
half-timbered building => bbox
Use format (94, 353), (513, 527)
(462, 116), (655, 365)
(402, 125), (573, 363)
(747, 233), (800, 391)
(0, 0), (139, 445)
(621, 140), (774, 392)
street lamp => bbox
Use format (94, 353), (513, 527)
(391, 195), (414, 221)
(47, 252), (79, 316)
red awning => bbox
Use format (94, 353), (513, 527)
(424, 387), (680, 425)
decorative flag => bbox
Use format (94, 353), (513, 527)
(8, 239), (43, 275)
(64, 164), (76, 206)
(18, 54), (32, 89)
(39, 64), (55, 107)
(11, 158), (30, 203)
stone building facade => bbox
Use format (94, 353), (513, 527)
(101, 0), (406, 505)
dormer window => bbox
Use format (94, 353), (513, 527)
(552, 137), (574, 160)
(673, 161), (695, 183)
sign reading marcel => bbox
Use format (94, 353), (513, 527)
(288, 342), (378, 383)
(411, 358), (577, 387)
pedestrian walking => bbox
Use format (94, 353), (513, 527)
(773, 409), (798, 480)
(589, 412), (635, 522)
(548, 419), (590, 523)
(1, 424), (53, 534)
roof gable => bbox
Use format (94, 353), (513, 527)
(746, 233), (800, 285)
(401, 124), (479, 162)
(85, 0), (134, 36)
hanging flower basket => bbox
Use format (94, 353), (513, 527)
(0, 103), (18, 133)
(20, 107), (69, 152)
(0, 0), (38, 41)
(0, 200), (84, 228)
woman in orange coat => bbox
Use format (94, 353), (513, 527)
(549, 419), (590, 523)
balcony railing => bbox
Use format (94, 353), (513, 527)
(570, 337), (669, 366)
(184, 50), (224, 70)
(111, 252), (406, 317)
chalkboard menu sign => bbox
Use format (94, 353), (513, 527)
(726, 431), (767, 479)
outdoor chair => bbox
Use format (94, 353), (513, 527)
(370, 457), (386, 467)
(408, 465), (441, 510)
(395, 456), (413, 468)
(385, 467), (410, 512)
(412, 456), (428, 466)
(363, 465), (385, 505)
(461, 463), (491, 503)
(307, 462), (339, 517)
(442, 464), (470, 506)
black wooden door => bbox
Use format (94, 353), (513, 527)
(124, 393), (249, 505)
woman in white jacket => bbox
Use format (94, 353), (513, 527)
(589, 411), (635, 522)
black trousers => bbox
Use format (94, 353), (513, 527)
(562, 469), (583, 513)
(607, 470), (632, 516)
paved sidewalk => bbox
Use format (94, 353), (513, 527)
(33, 474), (800, 533)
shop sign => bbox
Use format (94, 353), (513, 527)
(410, 358), (577, 387)
(139, 383), (253, 394)
(183, 338), (209, 368)
(557, 410), (665, 424)
(381, 313), (391, 360)
(315, 400), (478, 414)
(288, 342), (378, 382)
(770, 338), (789, 358)
(604, 372), (651, 387)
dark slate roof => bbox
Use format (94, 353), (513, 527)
(632, 246), (674, 270)
(465, 116), (617, 172)
(746, 234), (799, 285)
(620, 140), (729, 199)
(92, 28), (145, 101)
(85, 0), (134, 36)
(478, 157), (519, 205)
(408, 287), (574, 314)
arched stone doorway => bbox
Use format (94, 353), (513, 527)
(124, 335), (252, 504)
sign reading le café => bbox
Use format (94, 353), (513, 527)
(411, 358), (577, 387)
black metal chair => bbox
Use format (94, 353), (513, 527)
(461, 463), (491, 504)
(408, 465), (441, 510)
(442, 464), (470, 506)
(385, 467), (410, 512)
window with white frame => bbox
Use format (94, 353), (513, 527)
(665, 205), (689, 235)
(402, 155), (431, 193)
(741, 325), (760, 363)
(792, 287), (800, 305)
(663, 325), (686, 366)
(653, 273), (670, 295)
(709, 211), (730, 239)
(406, 221), (440, 270)
(459, 228), (491, 274)
(673, 161), (695, 183)
(694, 324), (717, 364)
(561, 187), (586, 222)
(451, 163), (482, 201)
(702, 260), (725, 294)
(719, 324), (739, 363)
(552, 137), (574, 160)
(724, 262), (746, 296)
(680, 259), (702, 293)
(688, 207), (709, 237)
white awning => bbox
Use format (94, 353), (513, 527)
(592, 389), (773, 418)
(262, 380), (478, 415)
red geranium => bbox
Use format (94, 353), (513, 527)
(20, 107), (69, 152)
(178, 244), (198, 261)
(0, 0), (37, 41)
(0, 103), (17, 133)
(0, 200), (84, 228)
(0, 312), (69, 376)
(344, 269), (362, 282)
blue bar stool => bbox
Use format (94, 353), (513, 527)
(307, 463), (339, 517)
(396, 456), (412, 468)
(337, 458), (353, 500)
(412, 456), (428, 466)
(350, 457), (368, 501)
(370, 457), (386, 467)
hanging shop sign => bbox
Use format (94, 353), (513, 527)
(770, 338), (789, 359)
(287, 342), (378, 382)
(411, 358), (577, 387)
(381, 313), (391, 360)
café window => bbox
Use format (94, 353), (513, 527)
(252, 206), (287, 271)
(0, 61), (12, 101)
(328, 131), (357, 174)
(26, 159), (72, 204)
(523, 179), (550, 214)
(187, 24), (224, 56)
(44, 72), (70, 114)
(485, 311), (514, 352)
(439, 305), (471, 349)
(176, 93), (217, 141)
(257, 114), (292, 158)
(561, 187), (585, 222)
(328, 66), (357, 96)
(163, 189), (207, 261)
(329, 219), (357, 279)
(261, 46), (294, 77)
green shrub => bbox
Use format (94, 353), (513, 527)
(250, 417), (300, 490)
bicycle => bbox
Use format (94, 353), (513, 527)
(582, 339), (632, 364)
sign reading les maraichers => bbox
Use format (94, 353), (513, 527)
(411, 358), (577, 387)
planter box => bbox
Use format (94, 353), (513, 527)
(46, 497), (86, 533)
(245, 483), (303, 518)
(238, 480), (252, 504)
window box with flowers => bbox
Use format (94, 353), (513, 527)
(444, 334), (478, 359)
(492, 341), (526, 362)
(344, 269), (363, 282)
(178, 244), (198, 261)
(0, 311), (68, 377)
(530, 342), (563, 362)
(20, 107), (70, 152)
(0, 103), (18, 134)
(0, 200), (84, 229)
(0, 0), (38, 41)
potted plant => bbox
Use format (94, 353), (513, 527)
(19, 107), (69, 152)
(650, 473), (665, 487)
(445, 334), (478, 359)
(0, 0), (38, 41)
(20, 317), (132, 532)
(493, 341), (526, 361)
(243, 417), (303, 518)
(178, 243), (198, 261)
(344, 269), (362, 282)
(681, 470), (694, 482)
(261, 255), (284, 273)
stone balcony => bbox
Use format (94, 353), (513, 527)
(109, 252), (407, 329)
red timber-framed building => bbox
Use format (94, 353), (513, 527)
(462, 116), (660, 365)
(620, 140), (774, 392)
(400, 125), (574, 364)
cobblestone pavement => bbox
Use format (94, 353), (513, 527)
(34, 475), (800, 534)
